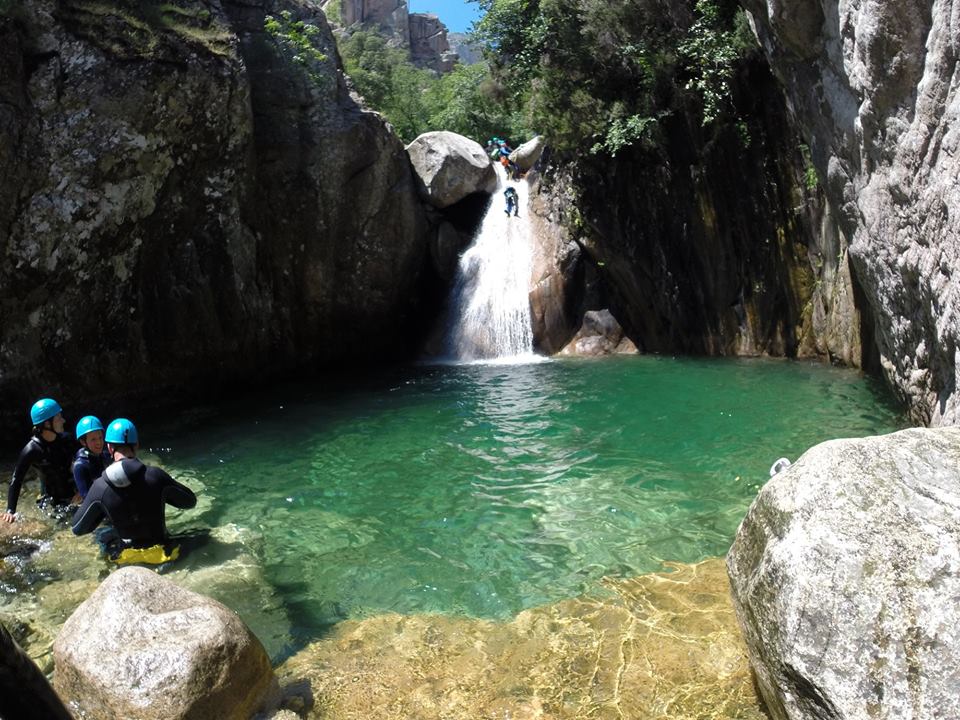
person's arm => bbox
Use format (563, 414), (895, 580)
(157, 469), (197, 510)
(4, 443), (39, 522)
(71, 494), (106, 536)
(72, 459), (95, 499)
(162, 480), (197, 510)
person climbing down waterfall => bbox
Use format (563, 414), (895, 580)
(72, 415), (110, 499)
(72, 418), (197, 564)
(3, 398), (78, 523)
(504, 186), (519, 217)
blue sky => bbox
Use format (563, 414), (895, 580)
(408, 0), (483, 33)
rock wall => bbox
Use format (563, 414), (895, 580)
(743, 0), (960, 425)
(0, 0), (430, 435)
(531, 54), (868, 364)
(332, 0), (409, 46)
(409, 13), (457, 73)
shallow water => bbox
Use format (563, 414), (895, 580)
(132, 355), (905, 659)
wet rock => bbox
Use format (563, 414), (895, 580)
(559, 309), (638, 357)
(53, 566), (276, 720)
(406, 131), (497, 208)
(278, 559), (766, 719)
(728, 427), (960, 720)
(528, 180), (591, 354)
(0, 518), (51, 556)
(429, 221), (466, 282)
(743, 0), (960, 425)
(509, 136), (546, 172)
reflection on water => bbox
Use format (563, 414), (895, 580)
(278, 558), (768, 720)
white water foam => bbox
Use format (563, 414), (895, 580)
(445, 164), (538, 363)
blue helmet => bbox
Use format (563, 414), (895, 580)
(30, 398), (62, 425)
(76, 415), (104, 440)
(105, 418), (138, 445)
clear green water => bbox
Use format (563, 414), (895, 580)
(154, 355), (903, 655)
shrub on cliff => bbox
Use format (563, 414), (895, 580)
(337, 29), (528, 145)
(475, 0), (757, 155)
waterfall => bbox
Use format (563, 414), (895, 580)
(445, 164), (537, 362)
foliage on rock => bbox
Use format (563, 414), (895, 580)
(474, 0), (758, 155)
(337, 28), (527, 144)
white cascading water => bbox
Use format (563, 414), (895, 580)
(445, 164), (537, 362)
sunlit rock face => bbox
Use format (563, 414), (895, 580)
(406, 131), (497, 208)
(278, 559), (767, 719)
(728, 427), (960, 720)
(54, 566), (276, 720)
(531, 55), (866, 364)
(0, 0), (429, 434)
(409, 13), (457, 73)
(743, 0), (960, 426)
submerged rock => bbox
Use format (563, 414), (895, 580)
(728, 427), (960, 720)
(53, 566), (276, 720)
(559, 309), (638, 357)
(406, 131), (497, 208)
(278, 559), (766, 719)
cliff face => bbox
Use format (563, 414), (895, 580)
(334, 0), (409, 45)
(0, 0), (429, 432)
(531, 54), (868, 365)
(322, 0), (458, 72)
(743, 0), (960, 425)
(409, 13), (457, 73)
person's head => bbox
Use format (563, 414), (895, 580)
(105, 418), (139, 458)
(76, 416), (105, 455)
(30, 398), (65, 438)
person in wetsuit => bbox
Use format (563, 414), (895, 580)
(71, 418), (197, 553)
(504, 186), (519, 217)
(72, 415), (110, 499)
(3, 398), (77, 523)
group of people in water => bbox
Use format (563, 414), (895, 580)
(4, 398), (196, 564)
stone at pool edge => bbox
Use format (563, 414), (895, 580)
(53, 566), (277, 720)
(727, 426), (960, 720)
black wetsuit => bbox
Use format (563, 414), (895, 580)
(71, 448), (110, 499)
(71, 458), (197, 548)
(6, 434), (77, 514)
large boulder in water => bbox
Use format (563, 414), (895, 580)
(559, 309), (638, 356)
(509, 135), (546, 171)
(406, 131), (497, 208)
(53, 566), (276, 720)
(727, 427), (960, 720)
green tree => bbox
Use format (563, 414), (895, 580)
(473, 0), (756, 155)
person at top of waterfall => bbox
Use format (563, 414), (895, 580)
(504, 186), (519, 217)
(72, 418), (197, 554)
(3, 398), (78, 523)
(72, 415), (111, 499)
(498, 140), (513, 157)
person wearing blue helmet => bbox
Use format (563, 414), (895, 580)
(72, 416), (110, 499)
(3, 398), (78, 523)
(72, 418), (197, 561)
